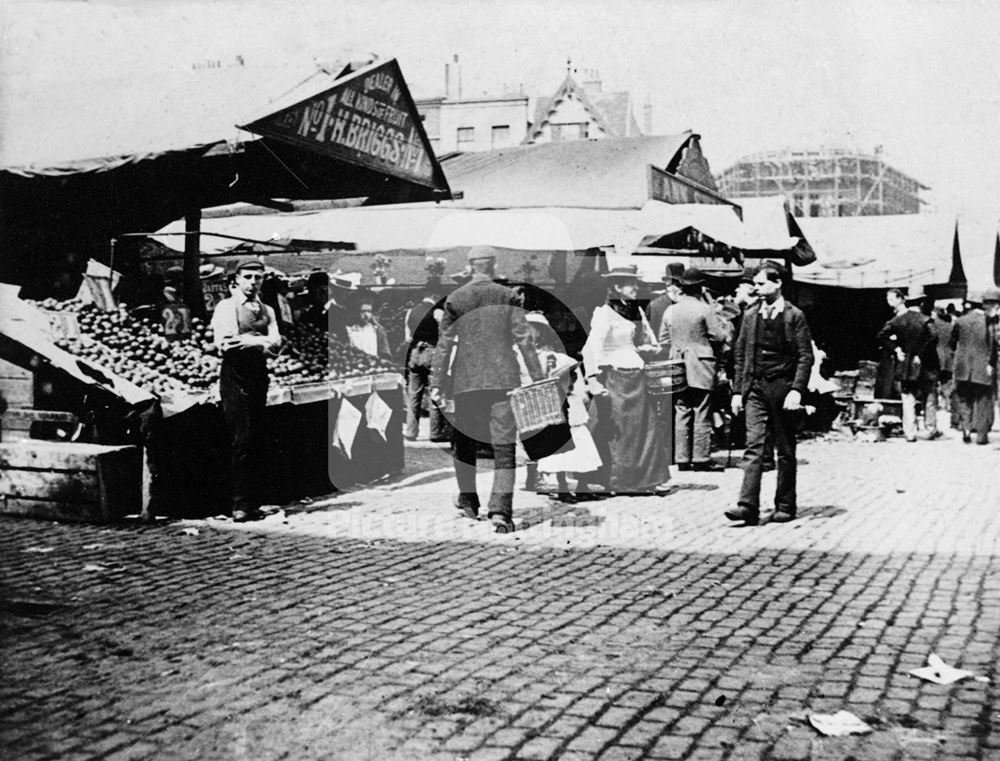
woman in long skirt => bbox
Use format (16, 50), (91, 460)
(581, 265), (672, 495)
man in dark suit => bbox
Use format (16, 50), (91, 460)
(949, 287), (1000, 444)
(402, 286), (448, 442)
(647, 264), (682, 339)
(430, 247), (544, 533)
(658, 266), (729, 471)
(876, 289), (937, 442)
(726, 263), (814, 525)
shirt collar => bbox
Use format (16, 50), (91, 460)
(762, 296), (785, 318)
(232, 289), (263, 308)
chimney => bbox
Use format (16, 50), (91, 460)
(643, 98), (653, 135)
(445, 63), (451, 100)
(581, 68), (602, 96)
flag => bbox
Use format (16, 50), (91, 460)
(332, 398), (362, 457)
(365, 391), (393, 442)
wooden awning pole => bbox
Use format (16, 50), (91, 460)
(184, 209), (205, 318)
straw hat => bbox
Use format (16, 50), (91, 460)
(601, 264), (641, 280)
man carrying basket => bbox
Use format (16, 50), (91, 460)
(430, 247), (544, 534)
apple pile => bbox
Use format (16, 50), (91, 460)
(50, 304), (220, 397)
(35, 300), (402, 398)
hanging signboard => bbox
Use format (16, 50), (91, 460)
(648, 166), (741, 212)
(240, 59), (449, 193)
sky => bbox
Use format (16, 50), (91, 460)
(3, 0), (1000, 219)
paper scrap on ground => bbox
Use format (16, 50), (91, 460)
(909, 653), (980, 685)
(808, 711), (873, 736)
(181, 527), (199, 536)
(23, 546), (54, 554)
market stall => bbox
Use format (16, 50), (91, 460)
(0, 279), (406, 519)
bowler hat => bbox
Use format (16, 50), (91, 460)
(662, 263), (685, 283)
(678, 266), (706, 286)
(601, 264), (641, 280)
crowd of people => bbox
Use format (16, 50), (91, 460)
(416, 249), (819, 533)
(196, 249), (1000, 533)
(877, 286), (1000, 445)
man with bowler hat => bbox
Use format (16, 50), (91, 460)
(659, 266), (728, 471)
(210, 259), (282, 521)
(726, 262), (814, 525)
(949, 286), (1000, 444)
(430, 246), (544, 533)
(648, 263), (683, 339)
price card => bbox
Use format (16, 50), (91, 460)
(162, 304), (193, 339)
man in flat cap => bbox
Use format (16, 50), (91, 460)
(210, 259), (282, 521)
(430, 246), (544, 533)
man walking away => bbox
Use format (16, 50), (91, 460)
(726, 263), (814, 525)
(430, 247), (544, 534)
(949, 287), (1000, 445)
(877, 289), (937, 442)
(403, 287), (448, 442)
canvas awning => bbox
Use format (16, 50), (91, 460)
(792, 213), (962, 288)
(0, 58), (448, 284)
(152, 204), (627, 256)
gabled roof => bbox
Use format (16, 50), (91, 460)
(590, 90), (641, 138)
(442, 134), (696, 208)
(526, 73), (639, 143)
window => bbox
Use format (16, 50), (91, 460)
(456, 127), (475, 146)
(491, 125), (510, 148)
(550, 122), (588, 142)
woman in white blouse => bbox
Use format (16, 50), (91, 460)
(581, 265), (672, 495)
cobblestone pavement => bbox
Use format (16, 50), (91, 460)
(2, 429), (1000, 760)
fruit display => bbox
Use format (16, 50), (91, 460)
(28, 299), (402, 400)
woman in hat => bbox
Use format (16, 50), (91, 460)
(581, 265), (672, 495)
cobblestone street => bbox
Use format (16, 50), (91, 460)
(2, 430), (1000, 760)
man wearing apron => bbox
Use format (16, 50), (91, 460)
(211, 260), (282, 521)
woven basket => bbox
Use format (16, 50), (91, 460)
(508, 378), (565, 435)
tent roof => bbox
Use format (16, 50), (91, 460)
(793, 213), (961, 288)
(956, 215), (1000, 293)
(440, 134), (696, 208)
(152, 203), (631, 255)
(1, 63), (342, 173)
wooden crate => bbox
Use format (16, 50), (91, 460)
(0, 441), (141, 523)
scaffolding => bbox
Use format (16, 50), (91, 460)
(716, 148), (928, 218)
